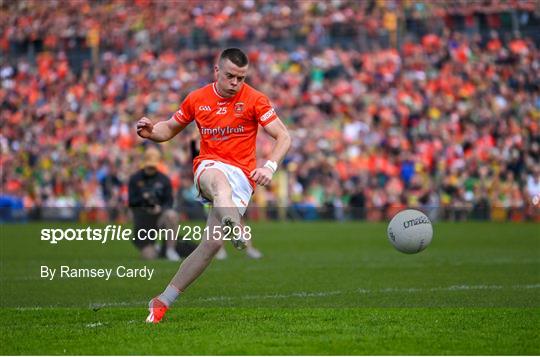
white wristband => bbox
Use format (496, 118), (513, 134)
(263, 160), (278, 173)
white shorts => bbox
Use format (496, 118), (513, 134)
(194, 160), (253, 216)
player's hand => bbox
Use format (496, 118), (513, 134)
(250, 167), (273, 186)
(136, 117), (154, 139)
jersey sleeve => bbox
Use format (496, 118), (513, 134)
(254, 94), (278, 127)
(173, 93), (195, 125)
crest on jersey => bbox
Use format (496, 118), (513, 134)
(235, 102), (245, 113)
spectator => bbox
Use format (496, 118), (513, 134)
(128, 147), (197, 261)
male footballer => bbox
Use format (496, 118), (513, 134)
(136, 48), (291, 323)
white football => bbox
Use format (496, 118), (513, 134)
(387, 209), (433, 254)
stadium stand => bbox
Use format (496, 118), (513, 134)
(1, 0), (539, 222)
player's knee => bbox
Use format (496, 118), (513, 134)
(200, 170), (232, 199)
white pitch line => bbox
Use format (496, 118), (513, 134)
(196, 283), (540, 302)
(15, 306), (43, 311)
(10, 284), (540, 309)
(89, 301), (143, 309)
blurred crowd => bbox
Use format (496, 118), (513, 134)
(1, 0), (540, 222)
(2, 0), (539, 55)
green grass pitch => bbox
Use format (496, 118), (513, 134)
(0, 221), (539, 354)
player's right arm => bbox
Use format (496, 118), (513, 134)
(137, 93), (195, 142)
(136, 117), (187, 142)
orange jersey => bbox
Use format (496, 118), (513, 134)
(173, 82), (278, 187)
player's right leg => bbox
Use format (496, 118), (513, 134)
(146, 168), (246, 323)
(146, 208), (224, 323)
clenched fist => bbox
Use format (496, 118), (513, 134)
(250, 167), (273, 186)
(136, 117), (153, 139)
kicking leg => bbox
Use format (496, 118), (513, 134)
(167, 208), (223, 292)
(146, 208), (223, 323)
(146, 169), (244, 323)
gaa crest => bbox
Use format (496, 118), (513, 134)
(234, 102), (245, 113)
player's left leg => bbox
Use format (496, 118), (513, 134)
(199, 169), (243, 237)
(197, 167), (247, 249)
(215, 218), (263, 260)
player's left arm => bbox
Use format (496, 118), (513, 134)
(250, 118), (291, 186)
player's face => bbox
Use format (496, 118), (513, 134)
(215, 59), (248, 97)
